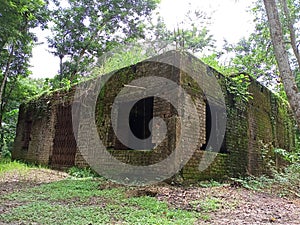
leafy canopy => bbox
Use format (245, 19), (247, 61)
(47, 0), (160, 82)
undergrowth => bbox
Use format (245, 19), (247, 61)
(231, 146), (300, 198)
(67, 166), (100, 178)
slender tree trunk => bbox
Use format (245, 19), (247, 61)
(263, 0), (300, 128)
(59, 54), (64, 82)
(0, 43), (15, 152)
(0, 44), (14, 108)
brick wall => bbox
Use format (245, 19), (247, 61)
(12, 51), (297, 183)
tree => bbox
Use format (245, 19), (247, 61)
(263, 0), (300, 128)
(173, 9), (214, 53)
(213, 0), (300, 96)
(47, 0), (160, 84)
(0, 0), (48, 153)
(90, 9), (215, 80)
(145, 9), (215, 54)
(1, 78), (43, 157)
(214, 2), (280, 90)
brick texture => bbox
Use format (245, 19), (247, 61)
(12, 51), (297, 182)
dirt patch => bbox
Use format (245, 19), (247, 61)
(1, 169), (300, 224)
(98, 181), (300, 224)
(0, 168), (69, 194)
(152, 185), (300, 224)
(125, 188), (158, 198)
(0, 168), (69, 215)
(98, 181), (125, 190)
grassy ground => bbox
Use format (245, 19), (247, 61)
(1, 179), (202, 224)
(1, 159), (300, 225)
(0, 159), (31, 174)
(0, 160), (211, 224)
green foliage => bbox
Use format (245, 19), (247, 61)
(67, 166), (99, 178)
(231, 176), (274, 191)
(296, 72), (300, 89)
(47, 0), (160, 83)
(201, 54), (253, 103)
(146, 9), (215, 54)
(92, 45), (148, 76)
(219, 2), (280, 90)
(273, 132), (300, 164)
(0, 0), (48, 83)
(4, 179), (108, 201)
(190, 197), (221, 212)
(225, 73), (253, 103)
(274, 148), (300, 163)
(198, 180), (223, 188)
(0, 0), (48, 47)
(201, 54), (229, 73)
(231, 162), (300, 197)
(0, 0), (49, 153)
(41, 76), (73, 91)
(1, 202), (111, 225)
(0, 77), (43, 154)
(123, 196), (198, 224)
(219, 0), (300, 101)
(231, 140), (300, 196)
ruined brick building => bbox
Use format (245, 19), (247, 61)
(12, 51), (296, 182)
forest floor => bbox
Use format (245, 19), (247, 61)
(0, 161), (300, 224)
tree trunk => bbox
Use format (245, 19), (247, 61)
(0, 43), (15, 152)
(263, 0), (300, 128)
(280, 0), (300, 67)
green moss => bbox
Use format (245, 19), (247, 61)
(95, 85), (106, 124)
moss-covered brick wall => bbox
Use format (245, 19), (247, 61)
(12, 51), (297, 182)
(179, 63), (249, 180)
(94, 54), (189, 168)
(12, 87), (80, 168)
(246, 80), (296, 175)
(13, 95), (53, 165)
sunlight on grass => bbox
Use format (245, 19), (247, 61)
(0, 161), (205, 224)
(0, 202), (111, 224)
(0, 178), (201, 224)
(0, 160), (31, 175)
(3, 179), (123, 202)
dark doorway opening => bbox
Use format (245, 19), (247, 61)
(114, 97), (154, 150)
(202, 102), (227, 153)
(129, 97), (154, 140)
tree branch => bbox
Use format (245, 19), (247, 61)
(280, 0), (300, 67)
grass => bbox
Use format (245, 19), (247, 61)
(0, 159), (33, 182)
(3, 179), (121, 202)
(67, 166), (99, 178)
(191, 197), (221, 212)
(198, 180), (225, 188)
(0, 160), (207, 224)
(0, 179), (201, 224)
(4, 159), (300, 224)
(0, 159), (51, 183)
(0, 159), (31, 175)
